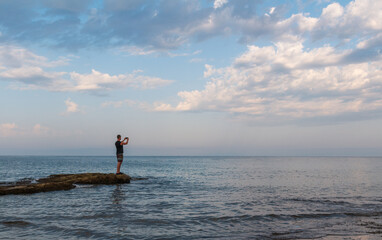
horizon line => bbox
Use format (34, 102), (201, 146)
(0, 154), (381, 158)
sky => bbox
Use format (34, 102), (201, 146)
(0, 0), (382, 156)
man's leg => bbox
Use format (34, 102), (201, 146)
(116, 161), (122, 174)
(116, 154), (123, 174)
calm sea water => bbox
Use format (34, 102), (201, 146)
(1, 156), (382, 240)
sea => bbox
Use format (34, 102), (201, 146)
(0, 156), (382, 240)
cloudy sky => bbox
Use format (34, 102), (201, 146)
(0, 0), (382, 156)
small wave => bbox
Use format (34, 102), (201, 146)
(1, 220), (32, 227)
(345, 212), (382, 217)
(289, 197), (350, 205)
(73, 184), (97, 188)
(208, 214), (264, 223)
(271, 229), (304, 237)
(205, 211), (382, 223)
(131, 177), (149, 181)
(43, 225), (110, 239)
(359, 221), (382, 230)
(77, 213), (115, 220)
(288, 211), (382, 219)
(130, 218), (175, 225)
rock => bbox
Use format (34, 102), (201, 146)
(0, 173), (131, 196)
(0, 181), (75, 195)
(38, 173), (131, 185)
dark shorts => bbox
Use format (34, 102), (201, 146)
(117, 154), (123, 163)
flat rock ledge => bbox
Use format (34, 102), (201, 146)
(0, 173), (131, 196)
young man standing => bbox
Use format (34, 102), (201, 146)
(115, 135), (129, 175)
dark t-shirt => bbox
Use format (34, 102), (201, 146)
(115, 141), (123, 154)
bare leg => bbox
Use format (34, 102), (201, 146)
(117, 162), (122, 173)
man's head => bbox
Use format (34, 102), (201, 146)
(117, 134), (121, 140)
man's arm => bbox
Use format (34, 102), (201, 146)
(122, 137), (129, 145)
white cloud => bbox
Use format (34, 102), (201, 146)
(0, 66), (65, 84)
(108, 0), (380, 51)
(0, 122), (82, 138)
(0, 123), (17, 137)
(269, 7), (275, 15)
(214, 0), (228, 9)
(0, 0), (381, 53)
(119, 45), (202, 58)
(235, 40), (347, 69)
(68, 69), (172, 92)
(150, 0), (382, 121)
(168, 50), (202, 58)
(154, 39), (382, 121)
(190, 58), (204, 63)
(184, 0), (382, 47)
(312, 0), (382, 39)
(101, 99), (136, 108)
(65, 98), (79, 113)
(0, 45), (69, 88)
(5, 67), (172, 93)
(120, 46), (159, 56)
(33, 124), (50, 135)
(0, 45), (173, 93)
(321, 2), (344, 24)
(357, 33), (382, 49)
(345, 0), (382, 30)
(1, 0), (381, 124)
(0, 45), (69, 69)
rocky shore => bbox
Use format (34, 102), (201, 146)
(0, 173), (131, 196)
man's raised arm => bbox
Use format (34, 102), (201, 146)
(122, 137), (129, 145)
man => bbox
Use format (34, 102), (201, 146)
(115, 135), (129, 175)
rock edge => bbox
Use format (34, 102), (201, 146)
(0, 173), (131, 196)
